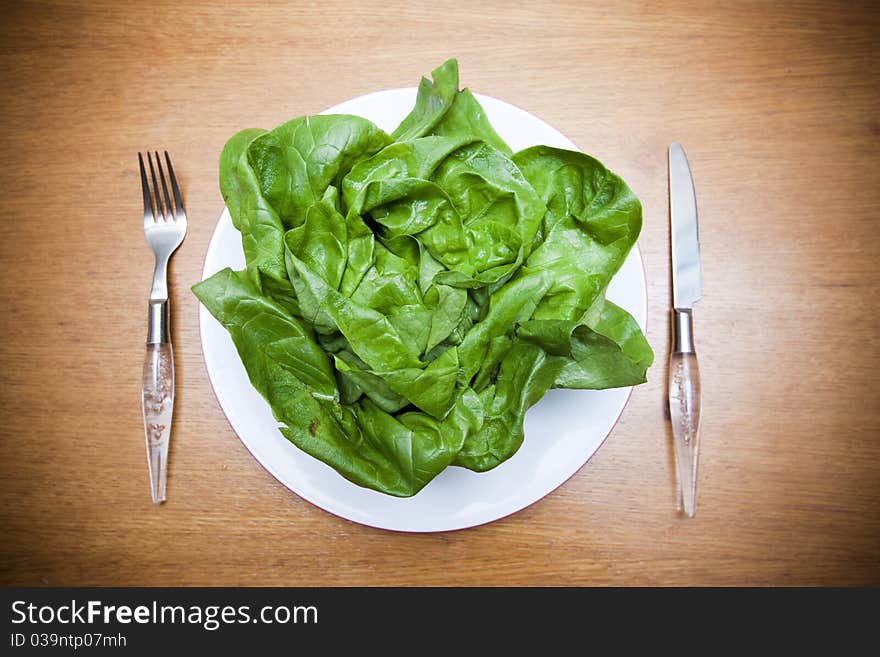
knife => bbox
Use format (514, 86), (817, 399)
(668, 143), (702, 517)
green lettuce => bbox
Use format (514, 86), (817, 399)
(194, 59), (652, 496)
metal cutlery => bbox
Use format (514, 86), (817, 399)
(668, 142), (702, 517)
(138, 151), (187, 504)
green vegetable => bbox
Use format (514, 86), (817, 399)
(194, 59), (652, 496)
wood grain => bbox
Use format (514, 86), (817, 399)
(1, 0), (878, 586)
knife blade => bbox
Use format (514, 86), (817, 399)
(668, 142), (702, 517)
(670, 143), (702, 309)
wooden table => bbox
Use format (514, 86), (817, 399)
(1, 0), (877, 586)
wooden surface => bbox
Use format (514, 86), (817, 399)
(1, 0), (878, 586)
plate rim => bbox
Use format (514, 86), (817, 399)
(197, 87), (649, 532)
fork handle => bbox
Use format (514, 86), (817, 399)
(142, 301), (174, 504)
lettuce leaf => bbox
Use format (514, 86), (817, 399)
(194, 58), (653, 497)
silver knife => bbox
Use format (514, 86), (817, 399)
(668, 143), (702, 517)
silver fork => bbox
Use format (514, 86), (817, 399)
(138, 151), (187, 504)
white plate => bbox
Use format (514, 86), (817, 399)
(199, 88), (647, 532)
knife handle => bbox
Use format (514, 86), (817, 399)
(142, 333), (174, 504)
(669, 309), (701, 517)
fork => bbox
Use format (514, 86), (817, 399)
(138, 151), (187, 504)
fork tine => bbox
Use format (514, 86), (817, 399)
(146, 152), (167, 222)
(164, 151), (186, 220)
(138, 153), (155, 222)
(154, 151), (175, 219)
